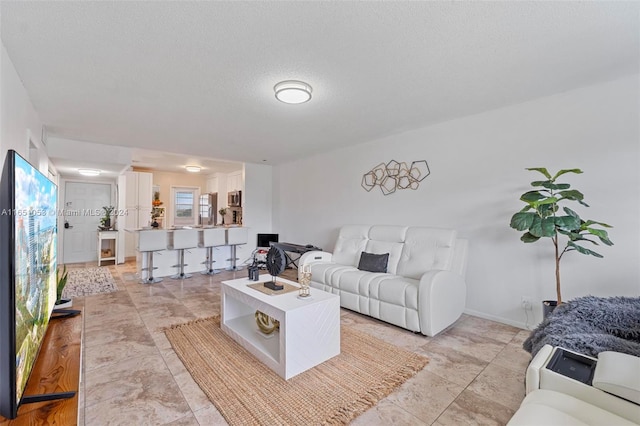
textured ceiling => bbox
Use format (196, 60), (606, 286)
(1, 2), (638, 166)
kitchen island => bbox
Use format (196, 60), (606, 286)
(126, 226), (247, 281)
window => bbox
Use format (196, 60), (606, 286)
(171, 187), (199, 226)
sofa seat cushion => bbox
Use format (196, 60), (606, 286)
(507, 390), (638, 426)
(338, 270), (392, 296)
(309, 263), (357, 289)
(370, 276), (419, 309)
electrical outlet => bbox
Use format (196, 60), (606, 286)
(521, 296), (533, 311)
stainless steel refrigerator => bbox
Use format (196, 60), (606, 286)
(199, 193), (218, 226)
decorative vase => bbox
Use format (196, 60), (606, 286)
(299, 265), (311, 298)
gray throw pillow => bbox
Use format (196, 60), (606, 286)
(358, 252), (389, 273)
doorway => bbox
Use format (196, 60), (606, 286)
(62, 182), (112, 264)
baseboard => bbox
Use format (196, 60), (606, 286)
(463, 308), (535, 331)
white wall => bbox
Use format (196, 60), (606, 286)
(242, 163), (273, 264)
(0, 43), (48, 174)
(273, 75), (640, 329)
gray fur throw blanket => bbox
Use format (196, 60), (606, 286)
(523, 296), (640, 358)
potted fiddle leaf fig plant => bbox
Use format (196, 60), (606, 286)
(509, 168), (613, 316)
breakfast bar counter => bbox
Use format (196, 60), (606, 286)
(127, 226), (247, 281)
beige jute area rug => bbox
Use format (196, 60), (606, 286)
(165, 316), (428, 425)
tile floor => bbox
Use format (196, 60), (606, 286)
(68, 260), (531, 425)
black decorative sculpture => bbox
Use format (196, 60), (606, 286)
(264, 245), (286, 290)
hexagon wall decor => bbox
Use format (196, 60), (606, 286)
(361, 159), (430, 195)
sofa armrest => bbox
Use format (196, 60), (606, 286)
(299, 251), (333, 279)
(417, 270), (466, 336)
(525, 344), (553, 394)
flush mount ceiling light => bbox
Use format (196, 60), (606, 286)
(274, 80), (312, 104)
(78, 169), (100, 176)
(185, 166), (201, 173)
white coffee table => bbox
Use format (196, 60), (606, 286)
(221, 274), (340, 380)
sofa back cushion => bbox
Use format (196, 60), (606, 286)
(332, 225), (371, 267)
(364, 226), (407, 275)
(397, 227), (457, 280)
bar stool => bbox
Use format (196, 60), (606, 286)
(200, 227), (226, 275)
(169, 229), (199, 279)
(137, 230), (167, 284)
(226, 227), (248, 271)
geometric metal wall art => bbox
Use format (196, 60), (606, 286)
(361, 160), (430, 195)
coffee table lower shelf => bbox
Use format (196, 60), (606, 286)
(224, 315), (280, 362)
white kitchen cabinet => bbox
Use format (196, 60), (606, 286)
(206, 176), (219, 193)
(117, 171), (153, 261)
(227, 171), (243, 192)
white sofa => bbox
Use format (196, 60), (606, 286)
(298, 225), (468, 336)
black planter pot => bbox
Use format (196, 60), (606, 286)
(55, 298), (73, 309)
(542, 300), (558, 319)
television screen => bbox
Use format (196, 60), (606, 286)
(257, 233), (279, 248)
(0, 150), (57, 419)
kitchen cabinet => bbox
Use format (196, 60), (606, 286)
(117, 171), (153, 261)
(206, 176), (218, 193)
(227, 171), (243, 192)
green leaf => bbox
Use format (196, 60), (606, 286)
(536, 197), (559, 206)
(563, 207), (580, 218)
(552, 169), (583, 180)
(539, 181), (571, 190)
(567, 241), (603, 257)
(531, 180), (551, 187)
(586, 228), (614, 246)
(520, 191), (546, 203)
(583, 220), (613, 229)
(510, 212), (535, 231)
(520, 232), (540, 243)
(537, 203), (557, 217)
(526, 168), (551, 179)
(530, 216), (556, 237)
(558, 190), (584, 201)
(555, 215), (581, 230)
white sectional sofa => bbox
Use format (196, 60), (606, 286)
(299, 225), (468, 336)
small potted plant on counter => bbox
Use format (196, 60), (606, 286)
(219, 207), (227, 225)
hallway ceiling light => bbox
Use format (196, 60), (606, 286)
(274, 80), (312, 104)
(78, 169), (100, 176)
(185, 165), (201, 173)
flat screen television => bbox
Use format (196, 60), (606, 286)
(0, 150), (58, 419)
(257, 233), (279, 249)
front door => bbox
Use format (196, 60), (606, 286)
(63, 182), (112, 264)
